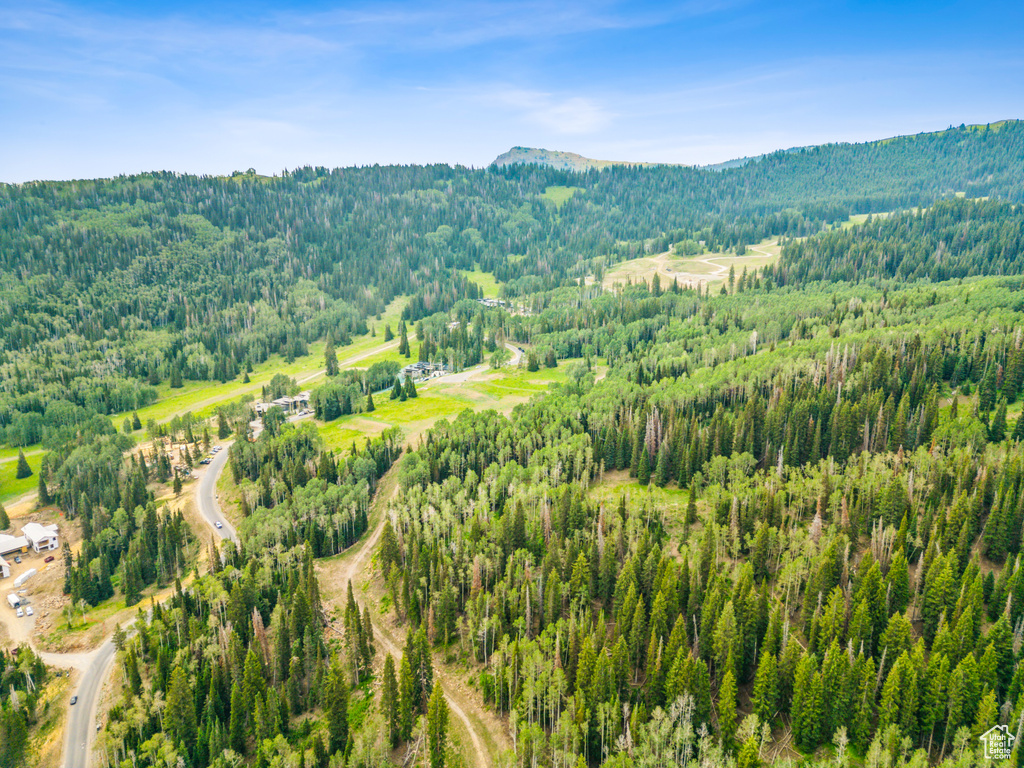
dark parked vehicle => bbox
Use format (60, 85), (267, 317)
(70, 696), (78, 705)
(44, 555), (55, 563)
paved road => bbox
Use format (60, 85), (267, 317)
(505, 342), (523, 366)
(63, 639), (116, 768)
(197, 446), (239, 545)
(59, 438), (240, 768)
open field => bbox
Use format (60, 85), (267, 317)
(0, 445), (44, 463)
(600, 239), (781, 290)
(345, 342), (410, 371)
(319, 360), (584, 450)
(0, 453), (37, 504)
(348, 294), (410, 358)
(841, 210), (897, 229)
(459, 266), (502, 298)
(541, 185), (582, 209)
(588, 470), (698, 554)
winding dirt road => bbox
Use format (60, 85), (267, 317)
(322, 469), (508, 768)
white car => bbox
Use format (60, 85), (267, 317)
(15, 608), (23, 618)
(25, 606), (33, 616)
(215, 521), (223, 529)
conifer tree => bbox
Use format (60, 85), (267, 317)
(391, 377), (403, 400)
(217, 412), (230, 439)
(405, 376), (418, 399)
(1014, 413), (1024, 441)
(718, 667), (738, 752)
(382, 653), (400, 746)
(427, 681), (449, 768)
(990, 398), (1008, 441)
(654, 444), (672, 487)
(325, 337), (339, 376)
(0, 503), (8, 530)
(229, 680), (245, 753)
(366, 391), (375, 412)
(399, 321), (410, 357)
(637, 447), (651, 484)
(326, 661), (349, 754)
(980, 364), (998, 412)
(686, 485), (698, 525)
(398, 654), (415, 740)
(751, 649), (778, 725)
(922, 552), (955, 643)
(35, 473), (49, 507)
(166, 666), (198, 752)
(791, 653), (822, 751)
(15, 449), (31, 479)
(416, 629), (434, 711)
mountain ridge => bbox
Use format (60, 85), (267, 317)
(492, 119), (1021, 172)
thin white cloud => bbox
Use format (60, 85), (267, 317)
(492, 89), (614, 134)
(293, 0), (742, 50)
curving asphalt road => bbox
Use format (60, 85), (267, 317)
(505, 342), (523, 367)
(61, 439), (241, 768)
(197, 445), (239, 545)
(63, 639), (116, 768)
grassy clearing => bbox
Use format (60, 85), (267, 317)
(459, 267), (501, 299)
(589, 470), (693, 543)
(350, 295), (410, 359)
(602, 239), (781, 290)
(0, 456), (37, 504)
(349, 344), (410, 371)
(318, 361), (576, 450)
(0, 445), (43, 463)
(541, 185), (582, 210)
(841, 211), (896, 229)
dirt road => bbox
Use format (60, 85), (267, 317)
(320, 468), (508, 768)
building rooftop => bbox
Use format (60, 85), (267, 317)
(0, 534), (28, 554)
(22, 523), (58, 544)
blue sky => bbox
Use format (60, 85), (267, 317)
(1, 0), (1022, 182)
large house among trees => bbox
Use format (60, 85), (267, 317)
(22, 522), (59, 553)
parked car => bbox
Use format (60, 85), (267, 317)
(25, 606), (33, 616)
(15, 608), (23, 618)
(13, 556), (20, 564)
(200, 458), (211, 465)
(70, 696), (78, 705)
(44, 555), (54, 563)
(215, 521), (223, 529)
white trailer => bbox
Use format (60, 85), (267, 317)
(13, 569), (36, 588)
(6, 593), (19, 609)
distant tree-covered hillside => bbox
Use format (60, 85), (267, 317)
(774, 197), (1024, 285)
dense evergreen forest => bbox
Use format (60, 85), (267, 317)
(3, 123), (1024, 768)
